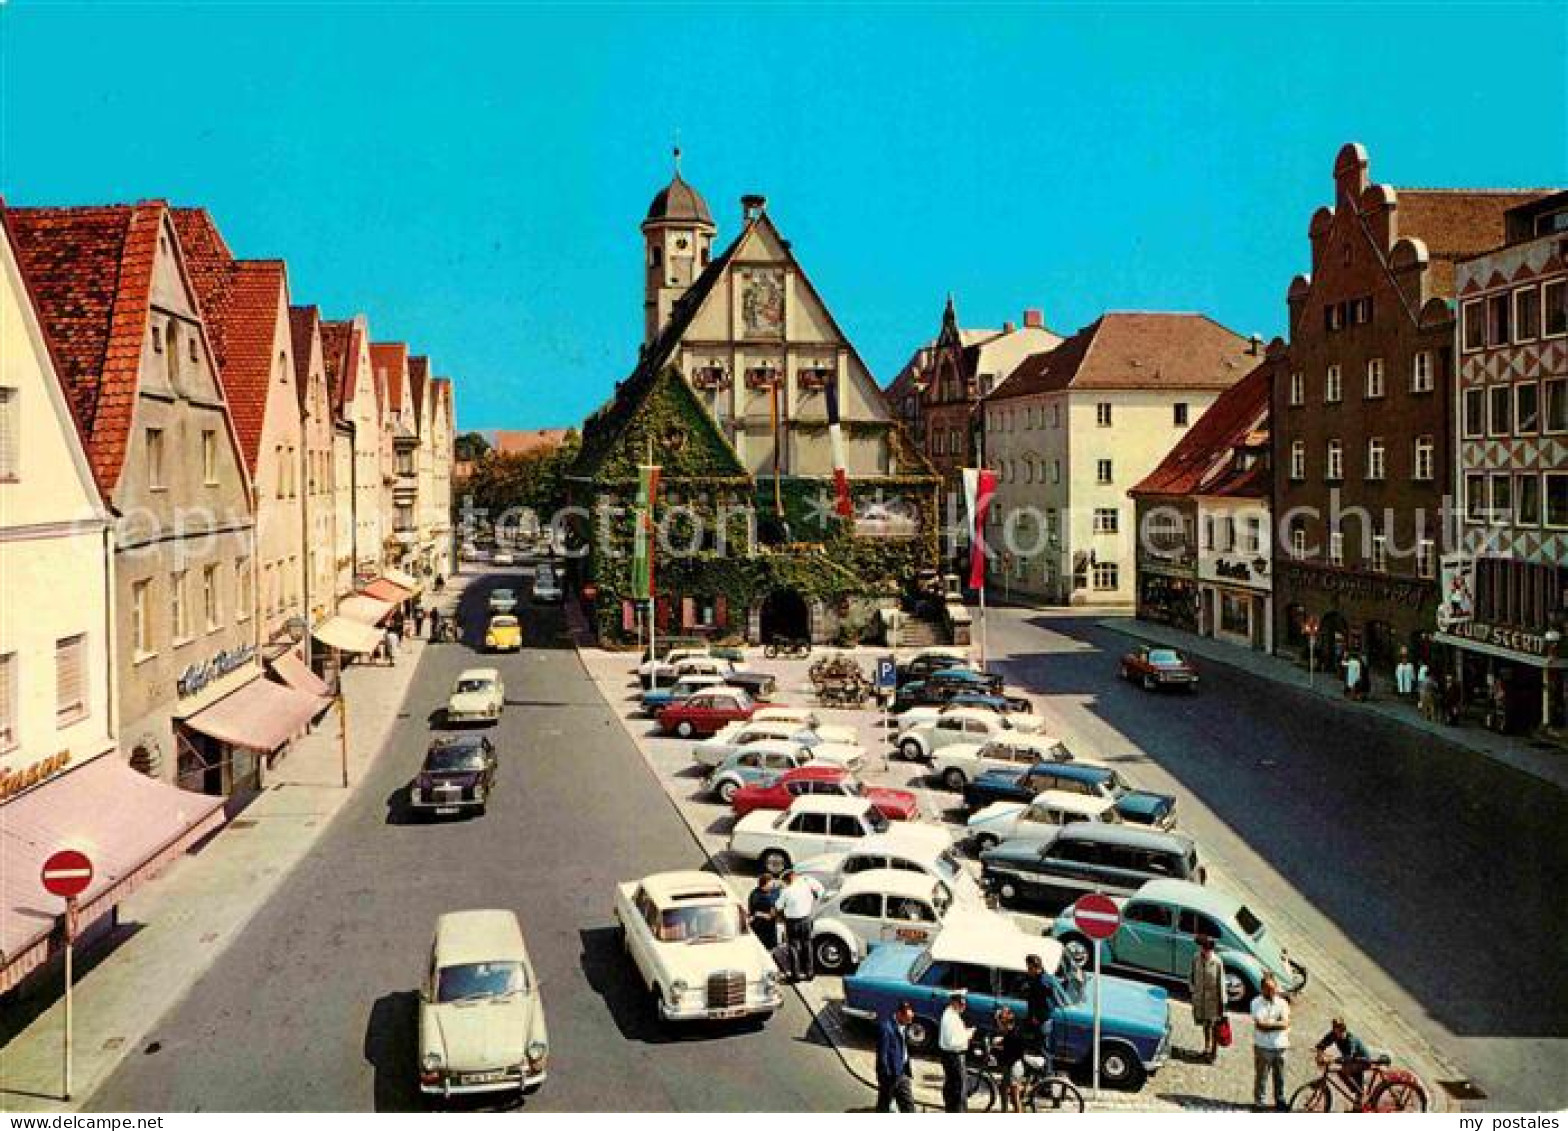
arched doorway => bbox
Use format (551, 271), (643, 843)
(759, 588), (810, 644)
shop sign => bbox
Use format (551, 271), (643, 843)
(1435, 553), (1476, 631)
(1442, 620), (1555, 659)
(0, 750), (72, 801)
(1281, 563), (1431, 608)
(177, 644), (257, 699)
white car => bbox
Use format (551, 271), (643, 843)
(640, 647), (743, 687)
(613, 871), (783, 1022)
(965, 790), (1122, 852)
(895, 707), (1044, 762)
(694, 723), (864, 771)
(418, 910), (548, 1100)
(810, 870), (1017, 974)
(446, 668), (505, 725)
(931, 733), (1074, 792)
(715, 712), (857, 746)
(492, 550), (517, 567)
(728, 795), (891, 875)
(790, 826), (984, 906)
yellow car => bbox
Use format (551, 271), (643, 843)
(484, 614), (522, 652)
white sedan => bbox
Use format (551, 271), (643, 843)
(693, 722), (864, 771)
(445, 668), (505, 725)
(895, 704), (1046, 754)
(790, 826), (984, 907)
(728, 795), (891, 875)
(931, 733), (1074, 792)
(613, 871), (782, 1022)
(965, 790), (1121, 852)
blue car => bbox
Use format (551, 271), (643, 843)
(639, 675), (725, 716)
(963, 761), (1177, 829)
(841, 920), (1171, 1091)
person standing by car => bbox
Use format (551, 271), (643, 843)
(938, 992), (973, 1113)
(1250, 973), (1291, 1111)
(875, 1001), (917, 1113)
(1021, 953), (1054, 1041)
(748, 874), (780, 952)
(776, 869), (822, 982)
(1189, 934), (1226, 1062)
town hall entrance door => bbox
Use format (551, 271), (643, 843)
(759, 588), (810, 644)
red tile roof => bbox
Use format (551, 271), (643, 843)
(288, 304), (321, 394)
(989, 312), (1254, 401)
(370, 342), (408, 415)
(4, 201), (166, 492)
(493, 428), (571, 457)
(319, 318), (353, 411)
(408, 355), (430, 434)
(1390, 189), (1548, 299)
(1130, 358), (1272, 499)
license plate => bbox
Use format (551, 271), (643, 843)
(464, 1071), (507, 1085)
(709, 1006), (747, 1019)
(435, 806), (459, 815)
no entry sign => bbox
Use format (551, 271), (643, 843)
(41, 850), (94, 899)
(1071, 892), (1121, 941)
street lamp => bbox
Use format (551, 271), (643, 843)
(1304, 615), (1321, 689)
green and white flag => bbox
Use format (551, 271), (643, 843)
(631, 463), (661, 600)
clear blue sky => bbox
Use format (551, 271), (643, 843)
(3, 3), (1563, 433)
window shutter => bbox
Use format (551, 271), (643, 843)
(56, 635), (87, 726)
(0, 653), (15, 748)
(0, 388), (17, 479)
(681, 596), (695, 629)
(656, 596), (672, 632)
(714, 594), (728, 629)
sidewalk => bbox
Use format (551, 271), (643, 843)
(1100, 616), (1568, 794)
(0, 576), (470, 1112)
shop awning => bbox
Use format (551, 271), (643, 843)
(339, 594), (395, 625)
(362, 578), (414, 603)
(269, 652), (331, 698)
(1, 754), (227, 992)
(182, 678), (327, 752)
(313, 615), (385, 654)
(383, 568), (424, 594)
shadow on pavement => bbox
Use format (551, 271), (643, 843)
(365, 989), (420, 1112)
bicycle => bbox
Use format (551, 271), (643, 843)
(1289, 1055), (1429, 1112)
(764, 637), (811, 659)
(963, 1029), (1084, 1113)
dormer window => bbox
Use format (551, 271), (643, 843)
(744, 366), (779, 390)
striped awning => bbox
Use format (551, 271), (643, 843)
(181, 678), (327, 752)
(362, 578), (413, 603)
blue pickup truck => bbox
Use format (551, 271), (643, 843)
(962, 761), (1177, 829)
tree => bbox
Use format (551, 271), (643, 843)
(461, 430), (580, 526)
(454, 431), (492, 463)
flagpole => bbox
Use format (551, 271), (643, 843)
(646, 439), (657, 690)
(980, 578), (988, 673)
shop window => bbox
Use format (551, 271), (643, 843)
(1220, 593), (1250, 636)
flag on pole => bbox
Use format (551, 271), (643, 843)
(769, 377), (784, 517)
(631, 463), (661, 600)
(823, 377), (853, 518)
(961, 467), (997, 590)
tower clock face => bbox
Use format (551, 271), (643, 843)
(669, 232), (692, 257)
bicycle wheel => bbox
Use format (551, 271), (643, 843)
(1367, 1080), (1428, 1112)
(964, 1068), (998, 1112)
(1027, 1075), (1085, 1113)
(1289, 1080), (1334, 1112)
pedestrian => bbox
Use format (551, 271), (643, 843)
(413, 606), (426, 638)
(1250, 972), (1291, 1111)
(775, 869), (822, 983)
(938, 991), (973, 1113)
(994, 1006), (1028, 1113)
(434, 574), (446, 593)
(748, 874), (780, 952)
(1395, 649), (1415, 699)
(1021, 953), (1054, 1041)
(1342, 651), (1362, 700)
(874, 1001), (917, 1113)
(429, 608), (443, 642)
(1356, 655), (1372, 701)
(1443, 674), (1464, 726)
(1189, 934), (1226, 1061)
(383, 625), (399, 664)
(1488, 676), (1509, 734)
(1417, 663), (1436, 721)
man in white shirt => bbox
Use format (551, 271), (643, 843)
(1250, 973), (1291, 1110)
(938, 992), (974, 1112)
(776, 870), (823, 982)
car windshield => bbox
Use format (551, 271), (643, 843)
(427, 744), (486, 772)
(489, 617), (518, 628)
(1148, 649), (1184, 666)
(1055, 956), (1087, 1005)
(657, 903), (745, 942)
(909, 950), (935, 982)
(436, 960), (527, 1003)
(1235, 905), (1265, 939)
(455, 678), (493, 694)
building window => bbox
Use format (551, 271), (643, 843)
(1545, 472), (1568, 528)
(1412, 351), (1434, 393)
(1516, 287), (1540, 341)
(1326, 439), (1343, 481)
(132, 579), (152, 657)
(1241, 516), (1262, 554)
(1366, 438), (1385, 481)
(203, 564), (221, 631)
(1465, 472), (1486, 522)
(1290, 440), (1305, 481)
(0, 387), (16, 481)
(1203, 515), (1215, 550)
(1516, 382), (1540, 434)
(1325, 365), (1342, 403)
(1045, 509), (1059, 545)
(55, 634), (87, 727)
(1370, 534), (1388, 573)
(1173, 402), (1189, 426)
(1545, 280), (1567, 337)
(1051, 460), (1061, 485)
(1517, 473), (1541, 525)
(1547, 378), (1568, 433)
(151, 325), (164, 353)
(171, 571), (189, 643)
(1417, 539), (1435, 580)
(1023, 458), (1034, 484)
(1325, 303), (1345, 332)
(1051, 404), (1061, 428)
(1096, 403), (1112, 427)
(1027, 406), (1037, 428)
(236, 558), (252, 621)
(165, 323), (181, 385)
(1329, 528), (1344, 567)
(948, 428), (961, 456)
(1288, 372), (1303, 406)
(1352, 297), (1373, 324)
(202, 429), (218, 485)
(147, 428), (166, 489)
(1093, 508), (1119, 534)
(1491, 473), (1514, 522)
(1290, 527), (1306, 560)
(0, 652), (15, 751)
(1488, 292), (1512, 346)
(932, 431), (944, 456)
(1462, 299), (1486, 351)
(1092, 562), (1120, 591)
(1365, 358), (1385, 399)
(1413, 435), (1434, 482)
(1489, 385), (1512, 436)
(1096, 459), (1112, 484)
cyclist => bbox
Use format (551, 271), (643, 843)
(1314, 1017), (1373, 1098)
(992, 1007), (1028, 1112)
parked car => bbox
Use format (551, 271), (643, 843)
(890, 669), (1012, 713)
(641, 673), (728, 716)
(640, 648), (747, 688)
(728, 794), (892, 875)
(693, 719), (862, 770)
(652, 656), (777, 701)
(895, 708), (1051, 763)
(930, 734), (1075, 791)
(705, 744), (821, 804)
(1049, 879), (1307, 1008)
(409, 734), (497, 817)
(1119, 645), (1199, 692)
(484, 614), (522, 653)
(750, 705), (846, 733)
(808, 869), (979, 974)
(613, 871), (783, 1022)
(531, 575), (562, 604)
(980, 823), (1204, 910)
(730, 764), (919, 822)
(962, 761), (1178, 829)
(418, 910), (548, 1100)
(895, 695), (1041, 737)
(491, 550), (517, 567)
(965, 790), (1121, 852)
(487, 588), (519, 614)
(895, 647), (974, 687)
(840, 921), (1172, 1090)
(446, 668), (505, 725)
(791, 825), (983, 907)
(657, 687), (757, 738)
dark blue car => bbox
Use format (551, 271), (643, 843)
(962, 762), (1177, 829)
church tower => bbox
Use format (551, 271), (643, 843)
(642, 147), (716, 342)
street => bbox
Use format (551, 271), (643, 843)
(89, 570), (864, 1113)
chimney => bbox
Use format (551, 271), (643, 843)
(1023, 309), (1044, 329)
(1248, 334), (1263, 356)
(1003, 320), (1016, 334)
(741, 194), (767, 220)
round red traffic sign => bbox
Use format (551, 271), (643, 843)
(1071, 892), (1121, 941)
(41, 849), (94, 899)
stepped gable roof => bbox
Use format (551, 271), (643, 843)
(288, 304), (321, 391)
(990, 312), (1253, 401)
(1131, 359), (1272, 500)
(320, 319), (354, 411)
(370, 341), (408, 414)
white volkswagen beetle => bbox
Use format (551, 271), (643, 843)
(930, 733), (1075, 792)
(418, 910), (548, 1102)
(809, 869), (968, 974)
(694, 722), (864, 771)
(445, 668), (505, 725)
(790, 826), (984, 906)
(966, 790), (1121, 853)
(895, 707), (1045, 762)
(613, 871), (783, 1022)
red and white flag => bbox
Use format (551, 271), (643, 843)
(961, 467), (997, 590)
(824, 377), (853, 518)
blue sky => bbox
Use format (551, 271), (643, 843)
(3, 3), (1564, 433)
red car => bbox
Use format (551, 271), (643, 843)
(730, 765), (921, 821)
(1119, 645), (1199, 692)
(657, 687), (757, 738)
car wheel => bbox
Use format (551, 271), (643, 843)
(813, 934), (853, 974)
(1098, 1043), (1146, 1091)
(972, 832), (999, 854)
(1060, 932), (1091, 971)
(997, 879), (1020, 904)
(941, 767), (967, 791)
(1223, 968), (1254, 1009)
(676, 720), (695, 738)
(903, 1015), (937, 1052)
(716, 779), (740, 804)
(898, 738), (925, 761)
(760, 849), (791, 876)
(1142, 674), (1157, 692)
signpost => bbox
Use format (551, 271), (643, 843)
(41, 850), (94, 1101)
(875, 655), (897, 769)
(1071, 892), (1122, 1098)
